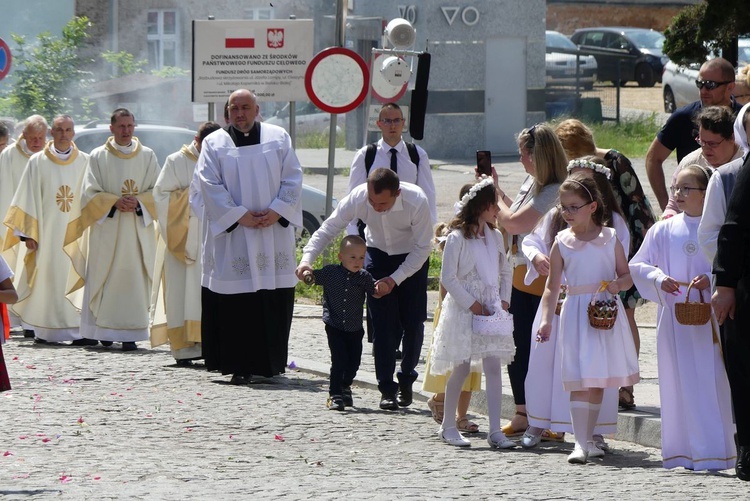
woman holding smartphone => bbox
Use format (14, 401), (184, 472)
(490, 123), (568, 436)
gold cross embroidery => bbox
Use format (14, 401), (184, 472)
(56, 185), (74, 212)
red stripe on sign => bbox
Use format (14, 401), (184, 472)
(225, 38), (255, 48)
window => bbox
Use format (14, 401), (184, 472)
(243, 8), (274, 20)
(147, 10), (179, 70)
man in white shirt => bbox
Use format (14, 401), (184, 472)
(347, 102), (437, 234)
(296, 168), (433, 411)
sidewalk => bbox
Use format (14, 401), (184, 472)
(289, 295), (663, 449)
(294, 147), (669, 449)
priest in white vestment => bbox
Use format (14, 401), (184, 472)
(193, 89), (302, 385)
(4, 115), (91, 345)
(64, 109), (159, 351)
(151, 121), (220, 364)
(0, 115), (48, 336)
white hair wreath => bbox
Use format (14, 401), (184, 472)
(566, 159), (611, 180)
(457, 175), (495, 209)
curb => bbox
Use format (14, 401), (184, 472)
(291, 355), (662, 450)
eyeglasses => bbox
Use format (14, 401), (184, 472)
(379, 118), (404, 125)
(695, 136), (726, 148)
(670, 185), (706, 196)
(695, 79), (734, 90)
(556, 201), (592, 215)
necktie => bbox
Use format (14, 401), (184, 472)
(390, 148), (398, 173)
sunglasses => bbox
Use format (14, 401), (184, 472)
(695, 79), (733, 90)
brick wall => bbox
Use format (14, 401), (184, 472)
(547, 5), (684, 35)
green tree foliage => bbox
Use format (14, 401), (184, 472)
(664, 1), (750, 65)
(101, 50), (147, 78)
(7, 16), (94, 119)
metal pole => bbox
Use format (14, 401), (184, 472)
(288, 15), (297, 149)
(207, 15), (215, 122)
(325, 0), (347, 217)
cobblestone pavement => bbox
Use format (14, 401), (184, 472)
(0, 318), (745, 500)
(2, 154), (739, 499)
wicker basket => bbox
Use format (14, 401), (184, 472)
(587, 294), (618, 330)
(675, 283), (711, 326)
(555, 285), (567, 316)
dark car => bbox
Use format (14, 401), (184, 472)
(570, 27), (668, 87)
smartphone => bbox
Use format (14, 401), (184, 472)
(476, 150), (492, 176)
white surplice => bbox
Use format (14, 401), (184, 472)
(194, 126), (302, 294)
(629, 213), (736, 471)
(150, 142), (202, 360)
(3, 142), (88, 341)
(522, 210), (629, 434)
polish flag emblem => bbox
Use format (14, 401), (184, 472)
(225, 29), (255, 49)
(267, 29), (284, 49)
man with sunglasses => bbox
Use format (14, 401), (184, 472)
(662, 106), (743, 218)
(646, 57), (742, 212)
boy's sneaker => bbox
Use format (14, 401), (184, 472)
(326, 395), (345, 411)
(342, 387), (354, 407)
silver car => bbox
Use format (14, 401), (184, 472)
(73, 121), (333, 237)
(546, 30), (598, 90)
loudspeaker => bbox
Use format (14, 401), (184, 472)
(409, 52), (431, 140)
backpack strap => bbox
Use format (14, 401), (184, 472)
(364, 142), (422, 179)
(364, 143), (377, 176)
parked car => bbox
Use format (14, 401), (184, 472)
(265, 100), (344, 135)
(661, 60), (700, 113)
(662, 53), (750, 113)
(570, 27), (668, 87)
(545, 30), (598, 90)
(73, 121), (333, 238)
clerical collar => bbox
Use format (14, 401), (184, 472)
(51, 144), (73, 160)
(225, 122), (260, 147)
(113, 140), (135, 154)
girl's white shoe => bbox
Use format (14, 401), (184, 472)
(587, 441), (605, 458)
(568, 444), (589, 464)
(487, 431), (517, 449)
(439, 427), (471, 447)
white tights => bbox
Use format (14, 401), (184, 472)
(441, 356), (503, 440)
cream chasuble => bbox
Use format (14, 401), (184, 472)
(64, 137), (159, 342)
(3, 141), (88, 341)
(150, 142), (202, 357)
(0, 140), (34, 272)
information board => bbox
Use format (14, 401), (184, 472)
(192, 20), (313, 103)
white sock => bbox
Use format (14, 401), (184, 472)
(586, 402), (602, 445)
(441, 362), (470, 433)
(483, 356), (503, 436)
(570, 401), (590, 449)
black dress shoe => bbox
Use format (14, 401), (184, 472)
(379, 394), (399, 410)
(34, 337), (49, 345)
(737, 445), (750, 481)
(175, 359), (194, 367)
(24, 329), (35, 338)
(342, 386), (354, 407)
(229, 374), (252, 385)
(71, 338), (99, 346)
(121, 342), (138, 352)
(100, 341), (113, 347)
(397, 384), (413, 407)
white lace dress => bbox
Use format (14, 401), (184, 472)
(431, 227), (514, 374)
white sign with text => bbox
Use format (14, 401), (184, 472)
(192, 19), (313, 103)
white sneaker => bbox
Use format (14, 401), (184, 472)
(587, 441), (605, 458)
(568, 444), (589, 464)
